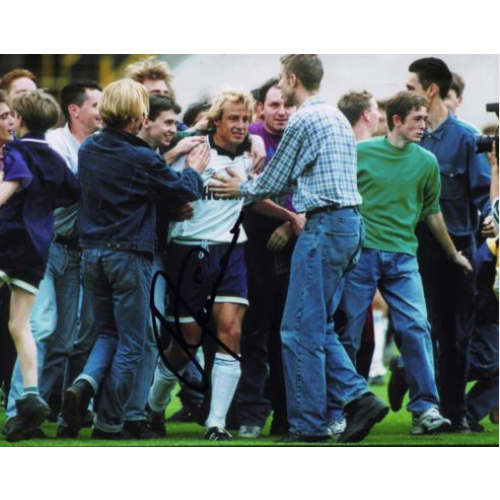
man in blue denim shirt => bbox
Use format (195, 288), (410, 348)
(211, 55), (389, 444)
(61, 79), (206, 439)
(389, 58), (496, 432)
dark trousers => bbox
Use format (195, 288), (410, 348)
(417, 224), (476, 423)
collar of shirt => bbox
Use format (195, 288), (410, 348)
(299, 95), (326, 110)
(20, 132), (48, 144)
(62, 122), (81, 149)
(208, 132), (248, 160)
(423, 112), (453, 141)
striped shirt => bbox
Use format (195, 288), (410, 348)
(239, 96), (361, 212)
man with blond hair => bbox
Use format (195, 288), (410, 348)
(147, 89), (254, 441)
(125, 56), (175, 98)
(61, 79), (207, 440)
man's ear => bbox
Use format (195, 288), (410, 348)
(289, 73), (298, 88)
(255, 102), (264, 120)
(142, 117), (151, 130)
(427, 82), (440, 99)
(392, 114), (402, 128)
(68, 103), (79, 119)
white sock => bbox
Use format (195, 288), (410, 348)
(205, 353), (241, 429)
(148, 359), (186, 413)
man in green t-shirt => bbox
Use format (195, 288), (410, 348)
(337, 91), (472, 435)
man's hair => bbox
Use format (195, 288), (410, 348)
(386, 91), (427, 131)
(280, 55), (324, 91)
(125, 56), (174, 96)
(98, 79), (149, 129)
(60, 80), (102, 122)
(408, 57), (452, 100)
(450, 72), (465, 98)
(148, 94), (181, 122)
(183, 99), (211, 128)
(0, 89), (8, 105)
(0, 68), (37, 93)
(257, 78), (280, 104)
(207, 89), (254, 124)
(11, 90), (60, 134)
(337, 90), (373, 126)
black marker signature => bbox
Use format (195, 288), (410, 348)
(150, 212), (244, 393)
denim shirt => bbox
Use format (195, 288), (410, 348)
(78, 127), (203, 258)
(420, 114), (491, 237)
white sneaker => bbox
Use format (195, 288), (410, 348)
(328, 419), (347, 438)
(411, 407), (451, 435)
(238, 425), (262, 438)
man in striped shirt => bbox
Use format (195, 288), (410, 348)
(210, 54), (388, 443)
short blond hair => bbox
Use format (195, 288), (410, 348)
(125, 56), (175, 97)
(207, 89), (254, 125)
(11, 90), (60, 134)
(99, 79), (149, 128)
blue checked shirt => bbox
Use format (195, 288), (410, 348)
(239, 96), (361, 212)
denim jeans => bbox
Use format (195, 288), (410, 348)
(338, 248), (439, 415)
(124, 252), (164, 421)
(6, 242), (80, 419)
(280, 208), (368, 437)
(77, 249), (151, 432)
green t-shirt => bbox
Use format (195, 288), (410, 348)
(357, 136), (441, 256)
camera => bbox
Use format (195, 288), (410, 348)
(475, 103), (499, 161)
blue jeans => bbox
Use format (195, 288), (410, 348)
(339, 249), (439, 415)
(6, 242), (80, 419)
(280, 208), (368, 437)
(124, 252), (164, 421)
(77, 249), (151, 432)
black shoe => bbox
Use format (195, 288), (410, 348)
(205, 427), (232, 441)
(5, 395), (50, 443)
(279, 432), (330, 444)
(167, 405), (200, 423)
(448, 417), (472, 434)
(468, 421), (485, 433)
(387, 356), (408, 412)
(90, 427), (126, 440)
(82, 410), (94, 428)
(57, 425), (78, 438)
(123, 420), (162, 440)
(61, 379), (93, 433)
(338, 392), (389, 444)
(269, 419), (289, 436)
(147, 407), (167, 438)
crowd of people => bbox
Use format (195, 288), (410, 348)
(0, 54), (498, 444)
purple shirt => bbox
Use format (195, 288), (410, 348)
(249, 122), (295, 212)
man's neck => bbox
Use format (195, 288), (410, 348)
(213, 133), (238, 154)
(294, 88), (317, 108)
(352, 122), (372, 142)
(69, 122), (92, 144)
(387, 130), (410, 149)
(426, 98), (449, 131)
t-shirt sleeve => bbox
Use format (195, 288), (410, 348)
(421, 156), (442, 219)
(2, 148), (33, 190)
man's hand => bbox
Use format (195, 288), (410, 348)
(209, 168), (244, 198)
(451, 251), (473, 275)
(289, 213), (306, 236)
(249, 135), (266, 175)
(267, 222), (293, 252)
(185, 143), (211, 174)
(164, 136), (206, 164)
(168, 203), (195, 222)
(481, 215), (498, 238)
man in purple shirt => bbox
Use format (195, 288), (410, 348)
(236, 79), (302, 438)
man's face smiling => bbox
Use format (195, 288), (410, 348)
(77, 89), (103, 133)
(262, 86), (295, 135)
(147, 109), (178, 148)
(214, 102), (250, 152)
(0, 103), (15, 145)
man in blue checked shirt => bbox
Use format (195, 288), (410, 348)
(210, 54), (389, 444)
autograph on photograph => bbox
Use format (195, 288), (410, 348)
(149, 212), (244, 393)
